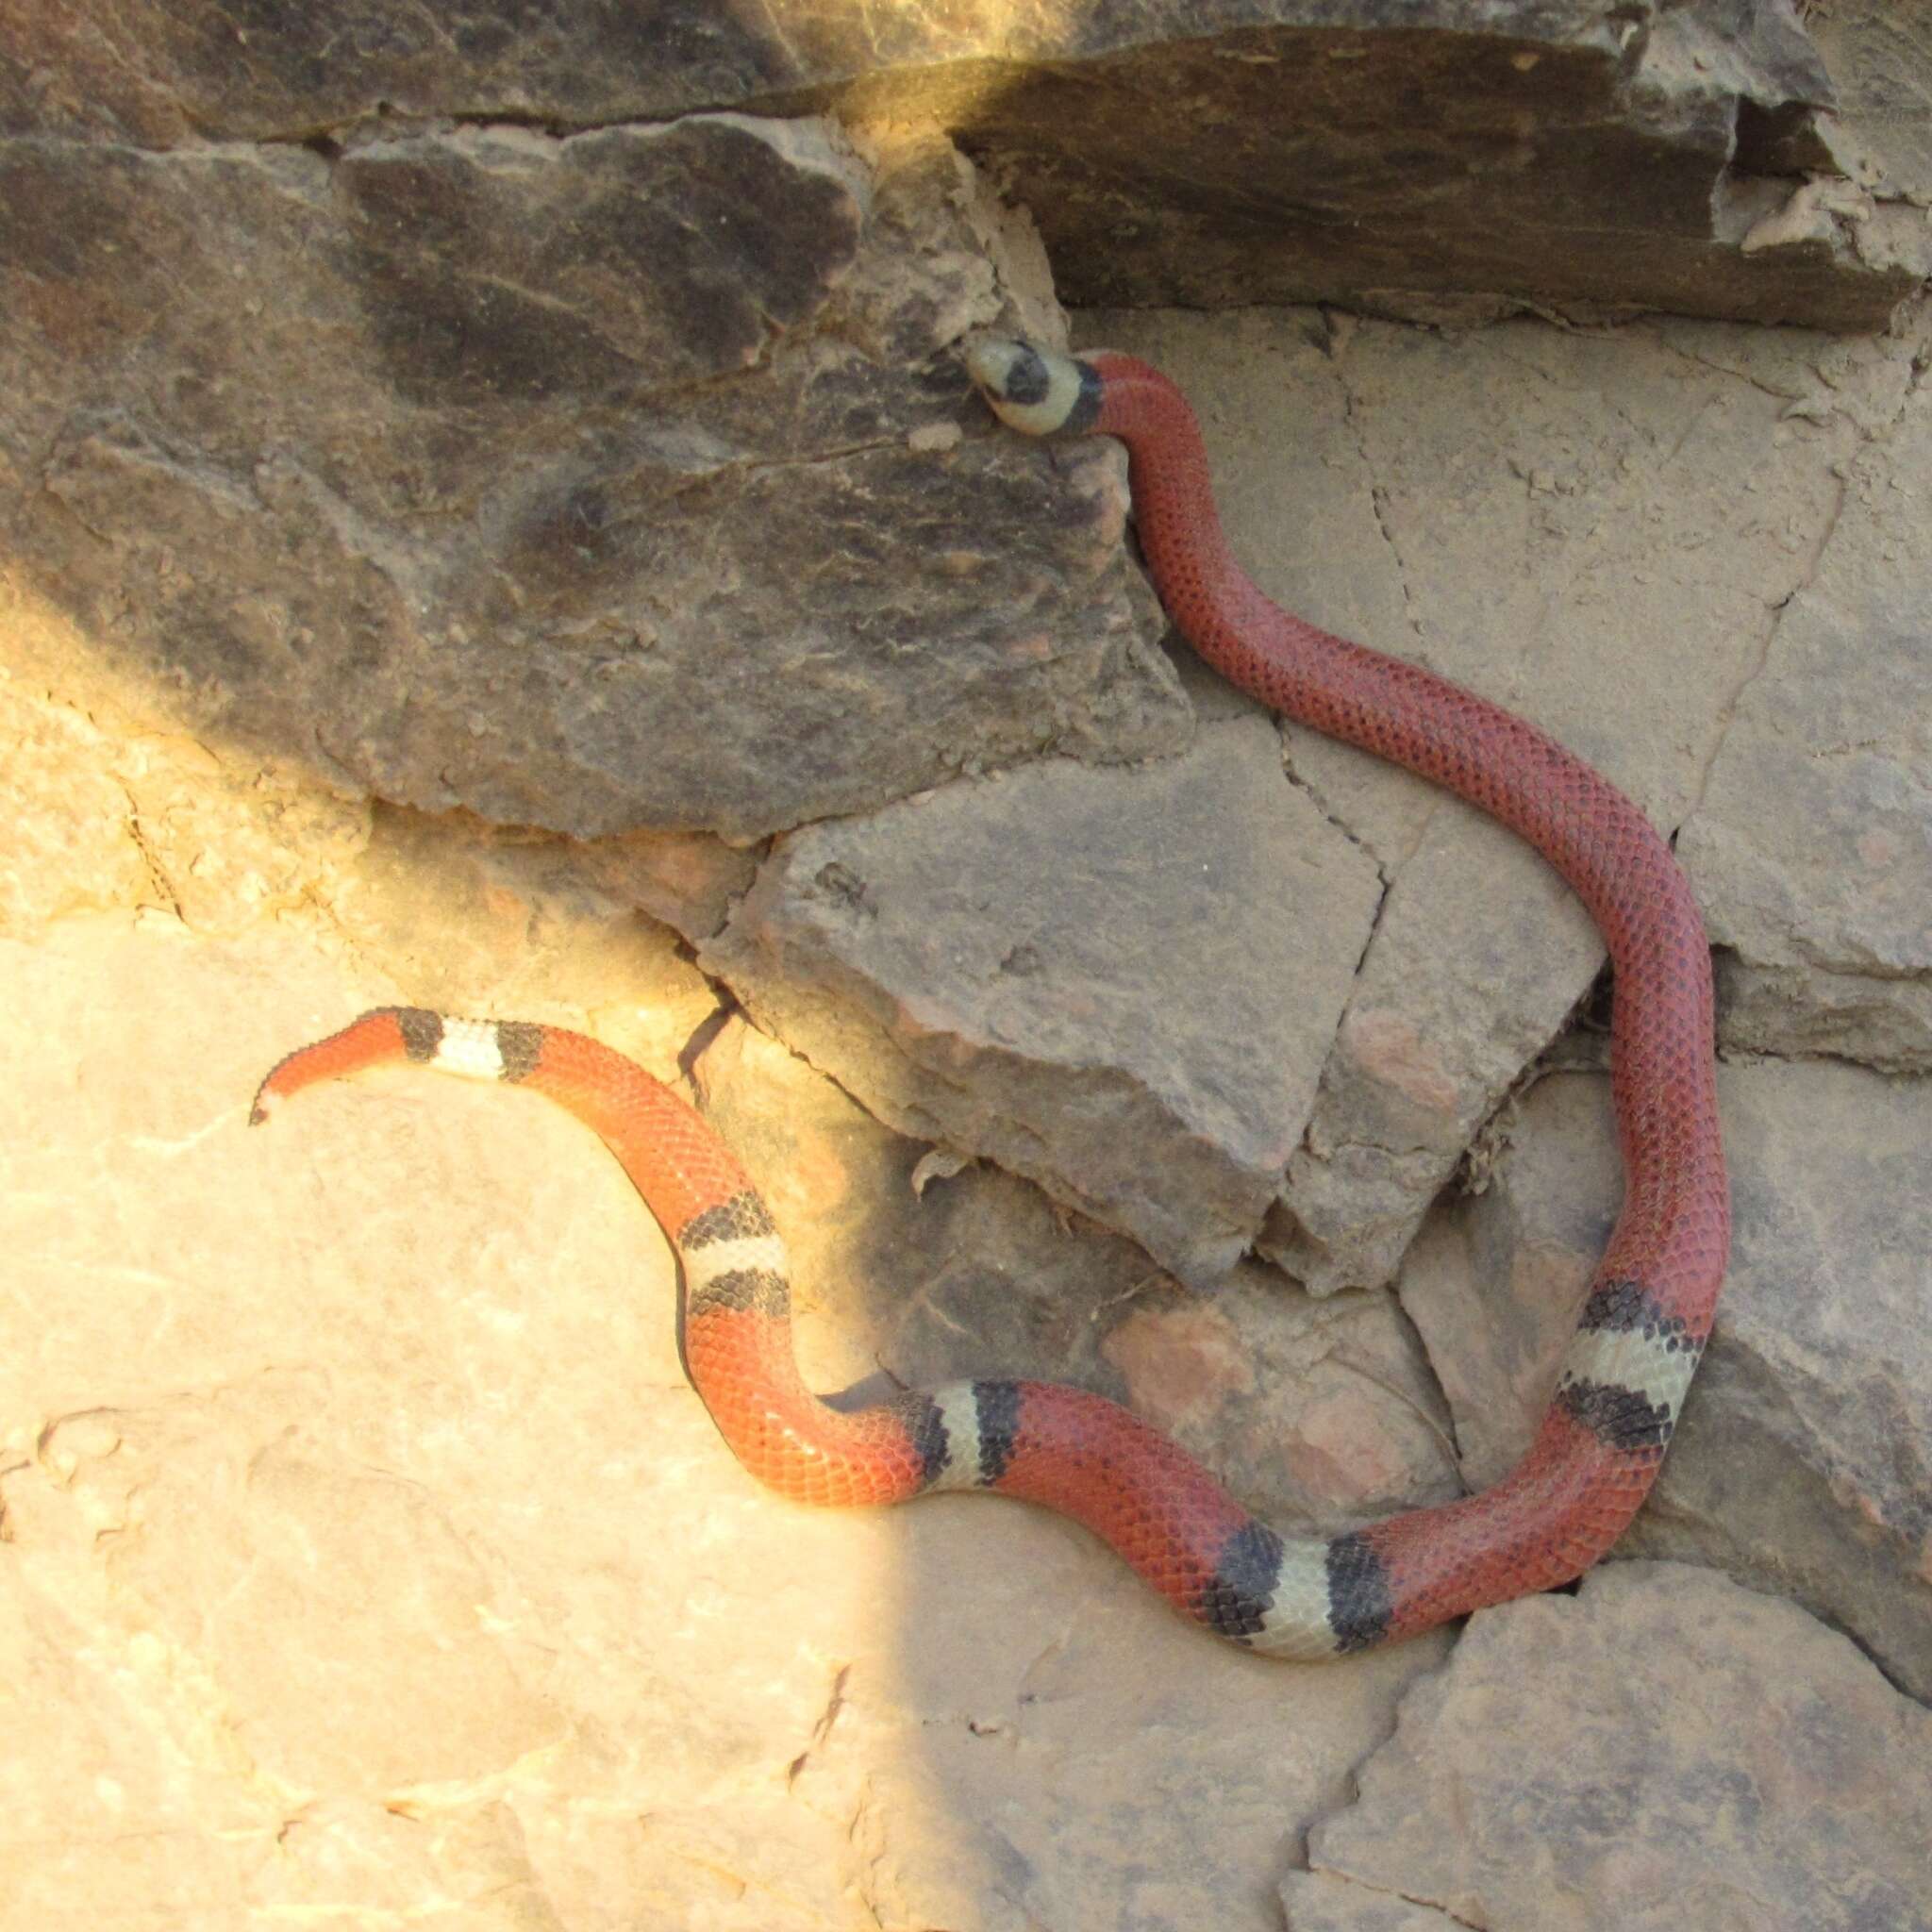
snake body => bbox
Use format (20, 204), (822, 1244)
(253, 341), (1727, 1659)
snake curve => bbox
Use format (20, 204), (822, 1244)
(252, 341), (1728, 1660)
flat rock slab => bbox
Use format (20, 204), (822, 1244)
(9, 2), (1920, 327)
(1398, 1059), (1932, 1702)
(704, 712), (1385, 1288)
(1679, 344), (1932, 1073)
(2, 118), (1184, 841)
(1290, 1562), (1932, 1931)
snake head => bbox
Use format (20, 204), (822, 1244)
(965, 337), (1103, 439)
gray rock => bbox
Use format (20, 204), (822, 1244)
(1803, 0), (1932, 208)
(1282, 1873), (1467, 1930)
(1679, 364), (1932, 1074)
(1295, 1563), (1932, 1932)
(2, 118), (1186, 842)
(1085, 308), (1850, 1294)
(1399, 1061), (1932, 1702)
(8, 3), (1918, 327)
(2, 903), (1455, 1932)
(1262, 805), (1600, 1293)
(694, 1016), (1458, 1532)
(703, 714), (1385, 1288)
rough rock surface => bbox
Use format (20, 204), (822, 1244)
(6, 2), (1932, 1923)
(704, 711), (1383, 1287)
(1399, 1061), (1932, 1701)
(1287, 1563), (1932, 1931)
(1804, 0), (1932, 206)
(1081, 305), (1863, 1292)
(8, 2), (1921, 327)
(696, 1017), (1458, 1531)
(1679, 356), (1932, 1072)
(2, 117), (1184, 841)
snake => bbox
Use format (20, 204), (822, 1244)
(252, 340), (1728, 1660)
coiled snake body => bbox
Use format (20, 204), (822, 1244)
(254, 341), (1728, 1659)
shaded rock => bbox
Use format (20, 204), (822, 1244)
(1, 118), (1184, 842)
(8, 3), (1918, 328)
(1398, 1062), (1932, 1701)
(1713, 956), (1932, 1073)
(703, 713), (1385, 1288)
(1680, 362), (1932, 1074)
(1085, 308), (1847, 1294)
(1296, 1563), (1932, 1931)
(942, 4), (1919, 329)
(695, 1017), (1458, 1530)
(572, 827), (756, 944)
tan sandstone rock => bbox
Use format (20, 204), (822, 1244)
(5, 4), (1931, 1923)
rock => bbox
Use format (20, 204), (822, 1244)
(1284, 1874), (1461, 1930)
(1803, 0), (1932, 208)
(325, 808), (732, 1040)
(1292, 1563), (1932, 1931)
(693, 1017), (1458, 1530)
(1679, 354), (1932, 1074)
(703, 711), (1385, 1288)
(1, 675), (156, 934)
(1080, 308), (1851, 1293)
(1, 118), (1185, 842)
(0, 911), (1451, 1930)
(573, 827), (756, 944)
(1262, 808), (1601, 1293)
(946, 4), (1920, 329)
(1398, 1061), (1932, 1701)
(6, 7), (1932, 1916)
(8, 3), (1920, 327)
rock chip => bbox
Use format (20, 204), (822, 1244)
(1398, 1061), (1932, 1702)
(1291, 1563), (1932, 1931)
(704, 713), (1385, 1287)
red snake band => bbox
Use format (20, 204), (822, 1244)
(252, 341), (1728, 1658)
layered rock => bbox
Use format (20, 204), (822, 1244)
(8, 2), (1921, 325)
